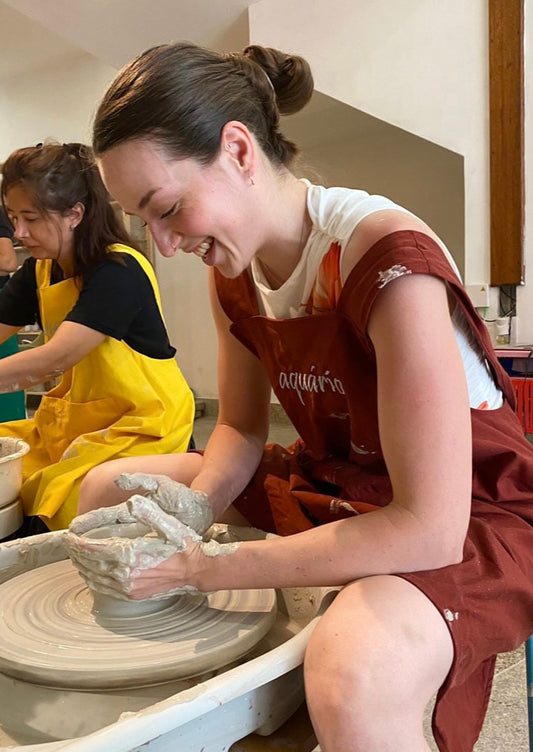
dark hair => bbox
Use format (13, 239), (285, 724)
(1, 141), (139, 277)
(93, 42), (314, 168)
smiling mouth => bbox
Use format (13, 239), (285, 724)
(192, 238), (213, 259)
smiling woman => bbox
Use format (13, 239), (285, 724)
(0, 142), (195, 532)
(74, 40), (533, 752)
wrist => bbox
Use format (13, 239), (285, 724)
(194, 538), (242, 592)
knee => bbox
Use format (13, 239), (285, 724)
(77, 463), (118, 514)
(304, 610), (371, 712)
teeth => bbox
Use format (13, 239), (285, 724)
(193, 238), (212, 259)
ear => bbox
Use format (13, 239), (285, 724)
(66, 201), (86, 229)
(220, 121), (257, 180)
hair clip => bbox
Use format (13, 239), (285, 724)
(35, 143), (43, 149)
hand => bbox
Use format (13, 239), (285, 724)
(64, 495), (203, 600)
(115, 472), (213, 535)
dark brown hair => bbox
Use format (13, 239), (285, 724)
(93, 42), (314, 167)
(1, 142), (139, 277)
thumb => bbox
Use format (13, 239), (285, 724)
(69, 501), (133, 535)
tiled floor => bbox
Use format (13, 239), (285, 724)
(192, 413), (530, 751)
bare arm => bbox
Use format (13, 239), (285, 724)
(0, 237), (18, 275)
(188, 271), (272, 516)
(0, 320), (105, 393)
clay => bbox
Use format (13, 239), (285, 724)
(116, 473), (214, 534)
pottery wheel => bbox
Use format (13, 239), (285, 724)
(0, 559), (276, 690)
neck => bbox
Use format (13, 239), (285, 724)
(56, 245), (75, 278)
(256, 177), (311, 289)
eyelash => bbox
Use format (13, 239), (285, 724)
(160, 203), (178, 220)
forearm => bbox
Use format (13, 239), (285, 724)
(0, 346), (62, 393)
(193, 503), (466, 592)
(190, 422), (266, 518)
(0, 239), (17, 275)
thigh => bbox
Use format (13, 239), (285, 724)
(78, 452), (203, 513)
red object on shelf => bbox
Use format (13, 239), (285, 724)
(510, 377), (533, 434)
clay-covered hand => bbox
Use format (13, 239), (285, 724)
(68, 473), (213, 538)
(115, 472), (213, 535)
(64, 494), (203, 600)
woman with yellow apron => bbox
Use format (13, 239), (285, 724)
(0, 142), (194, 531)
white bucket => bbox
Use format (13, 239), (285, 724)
(0, 438), (30, 509)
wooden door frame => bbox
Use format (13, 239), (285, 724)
(489, 0), (525, 285)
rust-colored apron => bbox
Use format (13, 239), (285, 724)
(215, 230), (533, 752)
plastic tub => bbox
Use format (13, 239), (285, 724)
(0, 438), (30, 509)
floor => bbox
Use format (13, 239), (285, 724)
(191, 413), (530, 752)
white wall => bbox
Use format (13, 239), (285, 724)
(0, 53), (116, 160)
(517, 1), (533, 344)
(153, 251), (218, 400)
(250, 0), (489, 286)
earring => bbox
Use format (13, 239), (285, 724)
(249, 174), (255, 187)
(225, 143), (232, 152)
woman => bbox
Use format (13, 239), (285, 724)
(73, 43), (533, 751)
(0, 142), (194, 531)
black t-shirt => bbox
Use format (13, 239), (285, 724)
(0, 253), (176, 359)
(0, 208), (13, 290)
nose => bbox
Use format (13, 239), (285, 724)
(13, 219), (29, 242)
(149, 223), (184, 258)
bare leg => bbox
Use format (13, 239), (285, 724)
(77, 453), (203, 514)
(304, 575), (453, 752)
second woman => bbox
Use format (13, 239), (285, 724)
(0, 142), (194, 531)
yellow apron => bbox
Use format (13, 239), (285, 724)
(0, 245), (194, 530)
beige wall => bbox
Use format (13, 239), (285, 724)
(0, 53), (116, 160)
(250, 0), (488, 286)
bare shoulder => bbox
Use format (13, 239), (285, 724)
(340, 209), (441, 284)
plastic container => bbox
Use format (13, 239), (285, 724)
(0, 438), (30, 509)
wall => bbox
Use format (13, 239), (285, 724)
(516, 0), (533, 344)
(0, 53), (116, 160)
(250, 0), (488, 285)
(153, 250), (217, 400)
(284, 93), (465, 276)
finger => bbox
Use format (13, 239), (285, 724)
(128, 495), (201, 548)
(67, 532), (174, 565)
(115, 473), (162, 494)
(68, 502), (135, 534)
